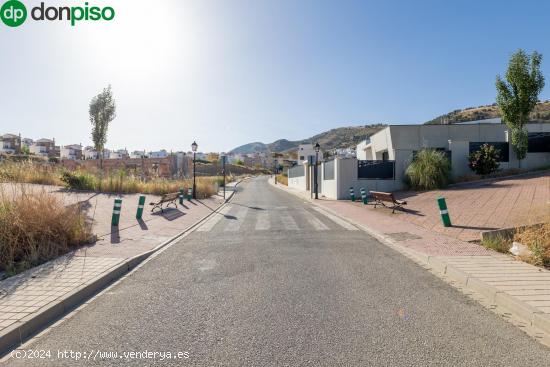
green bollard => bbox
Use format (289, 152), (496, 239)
(360, 188), (368, 204)
(437, 197), (452, 227)
(187, 187), (192, 201)
(112, 198), (122, 226)
(136, 195), (145, 219)
(179, 188), (184, 205)
(349, 187), (355, 202)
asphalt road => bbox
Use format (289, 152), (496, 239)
(4, 177), (550, 366)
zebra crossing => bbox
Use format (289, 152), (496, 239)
(196, 204), (358, 233)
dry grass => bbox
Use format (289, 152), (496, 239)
(0, 161), (63, 186)
(480, 235), (511, 253)
(1, 161), (229, 198)
(0, 186), (92, 275)
(514, 222), (550, 267)
(276, 174), (288, 186)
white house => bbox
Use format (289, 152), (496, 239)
(60, 144), (83, 160)
(29, 138), (55, 158)
(0, 133), (21, 154)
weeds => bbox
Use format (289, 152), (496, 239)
(514, 223), (550, 267)
(480, 235), (511, 253)
(0, 187), (92, 275)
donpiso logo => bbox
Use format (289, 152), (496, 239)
(1, 1), (114, 27)
(0, 0), (26, 27)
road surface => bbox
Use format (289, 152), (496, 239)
(5, 177), (550, 366)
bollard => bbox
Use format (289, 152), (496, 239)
(112, 198), (122, 226)
(136, 195), (145, 219)
(187, 187), (193, 201)
(179, 188), (184, 205)
(360, 188), (368, 204)
(349, 187), (356, 202)
(437, 197), (452, 227)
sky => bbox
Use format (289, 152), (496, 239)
(1, 0), (550, 153)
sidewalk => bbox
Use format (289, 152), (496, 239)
(272, 179), (550, 345)
(0, 182), (238, 354)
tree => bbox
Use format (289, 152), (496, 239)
(89, 85), (116, 167)
(468, 144), (501, 176)
(496, 50), (545, 164)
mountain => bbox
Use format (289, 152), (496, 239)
(229, 124), (386, 155)
(424, 100), (550, 125)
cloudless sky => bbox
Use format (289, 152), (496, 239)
(1, 0), (550, 152)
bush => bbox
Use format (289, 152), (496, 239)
(405, 149), (451, 190)
(468, 143), (500, 176)
(0, 187), (92, 275)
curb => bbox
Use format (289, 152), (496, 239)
(269, 178), (550, 343)
(0, 181), (242, 357)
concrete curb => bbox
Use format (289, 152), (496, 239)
(0, 181), (242, 357)
(269, 178), (550, 342)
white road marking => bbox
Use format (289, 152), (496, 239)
(312, 207), (358, 230)
(297, 209), (329, 230)
(281, 213), (299, 230)
(224, 207), (249, 232)
(196, 205), (232, 232)
(255, 211), (270, 230)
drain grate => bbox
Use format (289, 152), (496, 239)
(385, 232), (422, 241)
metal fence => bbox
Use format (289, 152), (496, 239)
(357, 160), (395, 180)
(288, 165), (305, 178)
(528, 132), (550, 153)
(323, 159), (335, 180)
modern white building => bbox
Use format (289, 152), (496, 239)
(289, 121), (550, 199)
(296, 144), (323, 165)
(0, 133), (21, 154)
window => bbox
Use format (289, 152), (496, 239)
(528, 132), (550, 153)
(299, 156), (304, 160)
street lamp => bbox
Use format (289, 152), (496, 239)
(220, 153), (226, 201)
(191, 141), (198, 199)
(314, 142), (320, 199)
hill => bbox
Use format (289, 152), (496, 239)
(229, 124), (386, 155)
(424, 101), (550, 125)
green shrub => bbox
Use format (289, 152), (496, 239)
(405, 149), (451, 190)
(60, 170), (97, 190)
(480, 236), (511, 253)
(468, 143), (500, 176)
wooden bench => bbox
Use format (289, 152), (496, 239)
(150, 192), (180, 213)
(370, 191), (407, 213)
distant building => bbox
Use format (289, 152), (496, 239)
(130, 150), (147, 159)
(21, 138), (33, 148)
(0, 133), (22, 154)
(149, 149), (168, 158)
(109, 149), (129, 160)
(30, 138), (56, 158)
(83, 146), (99, 160)
(60, 144), (83, 160)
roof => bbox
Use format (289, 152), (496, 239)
(36, 138), (54, 143)
(1, 133), (19, 139)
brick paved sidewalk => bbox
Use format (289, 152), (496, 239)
(0, 183), (230, 350)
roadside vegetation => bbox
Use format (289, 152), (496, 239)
(0, 161), (230, 198)
(480, 222), (550, 268)
(468, 144), (500, 176)
(405, 149), (451, 190)
(0, 186), (92, 275)
(275, 173), (288, 186)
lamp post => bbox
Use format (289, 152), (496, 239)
(220, 154), (226, 201)
(191, 141), (198, 199)
(314, 142), (320, 199)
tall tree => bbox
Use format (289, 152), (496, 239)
(89, 85), (116, 167)
(496, 50), (545, 164)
